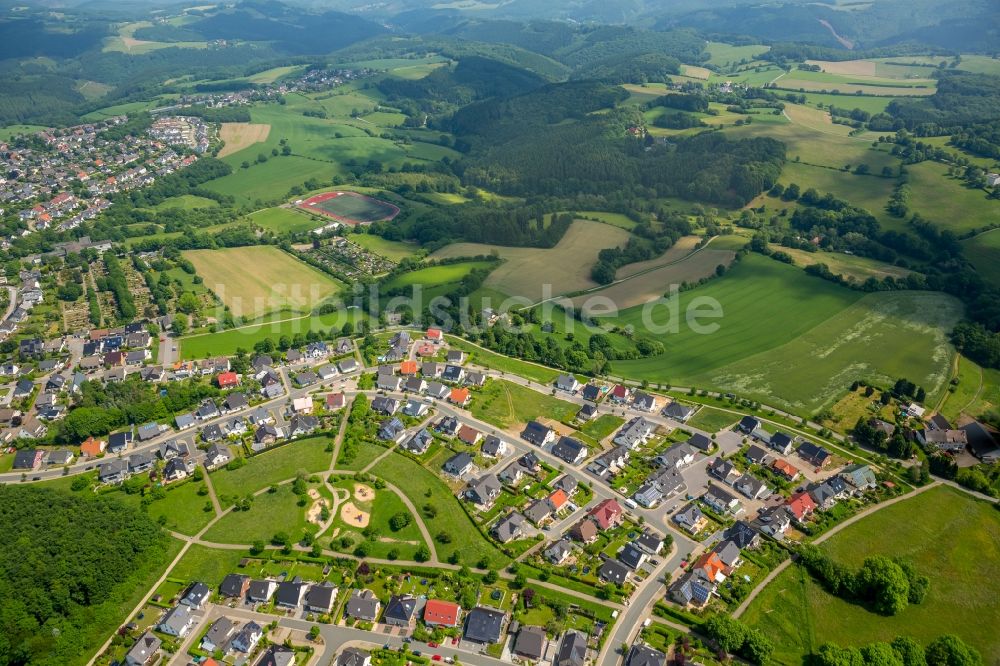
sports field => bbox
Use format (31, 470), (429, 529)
(299, 191), (399, 225)
(218, 122), (271, 157)
(183, 246), (344, 319)
(607, 255), (960, 414)
(742, 485), (1000, 663)
(431, 220), (631, 302)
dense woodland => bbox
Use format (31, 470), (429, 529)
(0, 486), (169, 666)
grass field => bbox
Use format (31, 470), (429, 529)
(376, 452), (509, 567)
(773, 161), (898, 227)
(250, 207), (324, 234)
(705, 42), (770, 67)
(607, 255), (960, 415)
(743, 486), (1000, 662)
(382, 261), (495, 303)
(169, 544), (246, 587)
(964, 228), (1000, 287)
(446, 337), (562, 385)
(350, 233), (422, 262)
(248, 65), (306, 84)
(938, 356), (1000, 424)
(179, 308), (367, 359)
(431, 220), (631, 302)
(153, 194), (219, 211)
(218, 122), (271, 158)
(796, 92), (897, 116)
(685, 405), (740, 433)
(0, 124), (47, 140)
(210, 437), (333, 500)
(116, 480), (214, 535)
(470, 379), (579, 429)
(908, 162), (1000, 234)
(202, 483), (312, 544)
(576, 211), (638, 230)
(184, 246), (343, 319)
(770, 245), (911, 282)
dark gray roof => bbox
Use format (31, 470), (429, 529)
(220, 573), (250, 598)
(627, 644), (665, 666)
(514, 626), (547, 659)
(384, 594), (419, 623)
(555, 631), (588, 666)
(345, 589), (380, 620)
(598, 558), (630, 584)
(464, 606), (508, 644)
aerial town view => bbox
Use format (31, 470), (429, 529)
(0, 1), (999, 666)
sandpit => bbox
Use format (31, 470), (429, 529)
(341, 501), (370, 528)
(307, 497), (330, 525)
(354, 483), (375, 502)
(307, 488), (321, 500)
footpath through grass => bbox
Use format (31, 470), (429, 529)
(210, 436), (332, 500)
(742, 485), (1000, 662)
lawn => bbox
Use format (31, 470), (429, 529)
(183, 246), (344, 320)
(375, 452), (509, 567)
(202, 484), (312, 544)
(962, 228), (1000, 288)
(742, 486), (1000, 662)
(471, 379), (579, 429)
(431, 220), (632, 302)
(337, 440), (388, 471)
(608, 255), (960, 415)
(210, 437), (333, 500)
(685, 405), (739, 433)
(578, 414), (625, 441)
(250, 207), (324, 234)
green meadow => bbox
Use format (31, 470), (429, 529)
(963, 228), (1000, 288)
(608, 255), (959, 415)
(743, 486), (1000, 663)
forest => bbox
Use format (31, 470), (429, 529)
(0, 486), (169, 666)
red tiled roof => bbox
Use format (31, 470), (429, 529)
(424, 599), (461, 626)
(450, 387), (470, 404)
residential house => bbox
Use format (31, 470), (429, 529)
(338, 358), (359, 374)
(491, 512), (527, 543)
(435, 416), (459, 436)
(552, 436), (588, 464)
(770, 432), (794, 455)
(220, 573), (251, 599)
(522, 420), (555, 446)
(345, 589), (381, 622)
(733, 474), (771, 501)
(247, 580), (277, 603)
(745, 444), (771, 466)
(426, 381), (449, 399)
(654, 443), (697, 470)
(291, 396), (313, 414)
(609, 384), (631, 404)
(181, 582), (210, 609)
(772, 458), (800, 481)
(797, 441), (832, 468)
(275, 579), (307, 608)
(545, 539), (574, 565)
(442, 365), (465, 383)
(555, 374), (581, 393)
(581, 384), (601, 402)
(403, 428), (434, 454)
(378, 417), (406, 443)
(326, 393), (346, 411)
(738, 415), (761, 434)
(157, 605), (195, 637)
(513, 626), (548, 661)
(98, 459), (129, 484)
(256, 646), (296, 666)
(577, 403), (598, 422)
(201, 617), (236, 653)
(962, 421), (1000, 463)
(755, 505), (792, 537)
(598, 558), (630, 585)
(634, 531), (664, 556)
(467, 474), (503, 509)
(672, 503), (707, 533)
(588, 499), (624, 529)
(703, 485), (742, 514)
(626, 644), (665, 666)
(631, 392), (656, 412)
(588, 446), (630, 479)
(618, 543), (648, 570)
(840, 463), (878, 490)
(692, 551), (729, 584)
(687, 432), (712, 451)
(205, 443), (231, 468)
(458, 424), (482, 445)
(554, 631), (588, 666)
(464, 607), (508, 644)
(383, 594), (420, 627)
(80, 436), (107, 457)
(443, 451), (474, 476)
(670, 569), (716, 608)
(662, 401), (696, 422)
(614, 417), (655, 450)
(125, 632), (161, 666)
(304, 583), (337, 614)
(230, 621), (263, 653)
(786, 491), (817, 522)
(724, 521), (761, 550)
(404, 378), (427, 395)
(449, 387), (471, 407)
(424, 599), (462, 627)
(569, 519), (598, 544)
(337, 649), (371, 666)
(481, 435), (507, 458)
(371, 396), (400, 415)
(289, 414), (319, 438)
(708, 457), (741, 485)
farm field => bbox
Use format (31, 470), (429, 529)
(608, 255), (960, 414)
(773, 161), (898, 227)
(907, 162), (1000, 234)
(725, 117), (897, 173)
(218, 122), (271, 157)
(576, 210), (638, 230)
(795, 92), (897, 116)
(210, 437), (333, 500)
(431, 220), (631, 302)
(769, 245), (912, 282)
(382, 261), (495, 302)
(250, 206), (323, 234)
(963, 228), (1000, 288)
(616, 236), (703, 278)
(470, 379), (579, 429)
(248, 65), (306, 84)
(183, 246), (344, 319)
(376, 452), (508, 567)
(573, 247), (735, 312)
(742, 486), (1000, 662)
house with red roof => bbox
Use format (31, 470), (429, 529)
(80, 436), (106, 457)
(326, 392), (346, 410)
(216, 371), (239, 389)
(588, 498), (624, 530)
(450, 387), (471, 406)
(426, 328), (443, 343)
(772, 459), (801, 481)
(400, 360), (418, 376)
(609, 384), (631, 403)
(547, 488), (568, 511)
(785, 491), (817, 522)
(458, 424), (482, 446)
(692, 551), (729, 583)
(424, 599), (462, 627)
